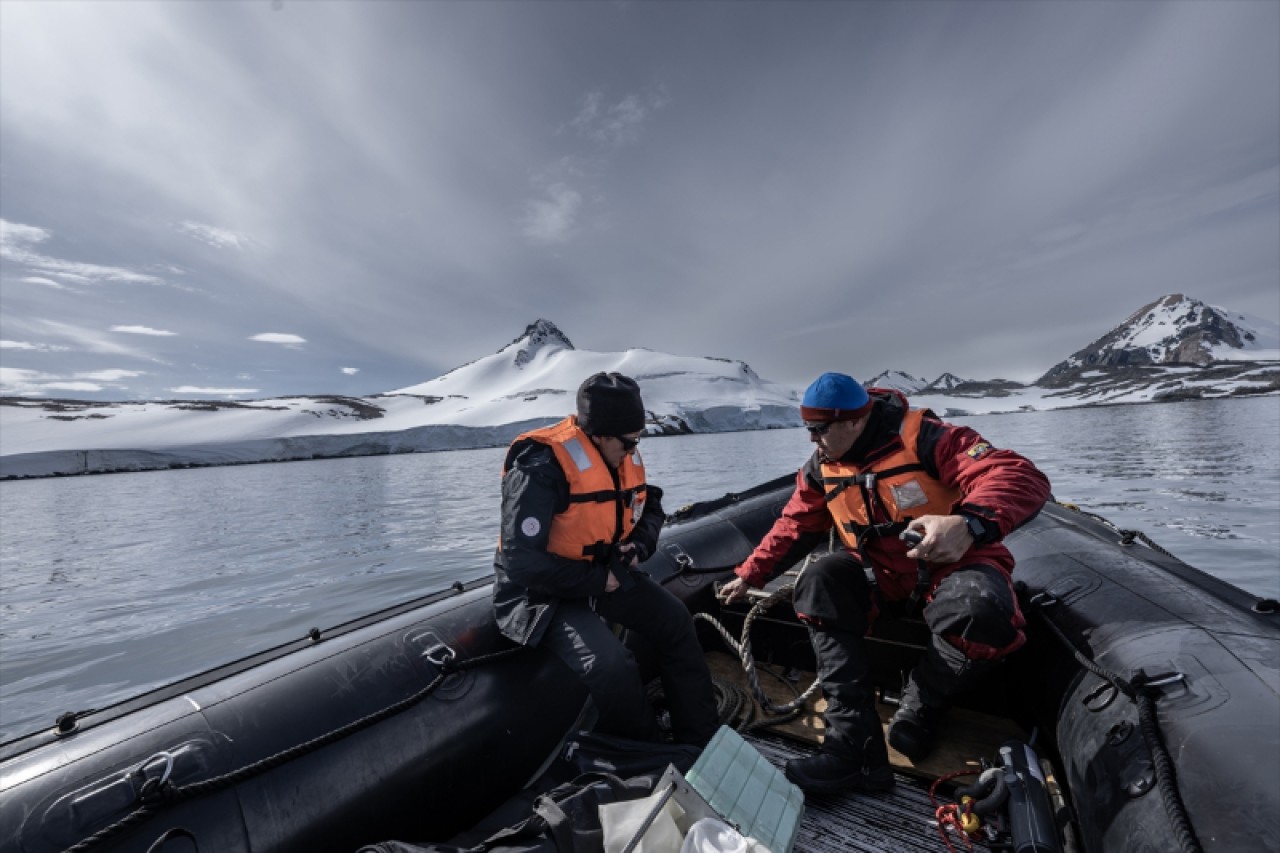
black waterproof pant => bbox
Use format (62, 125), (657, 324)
(793, 551), (1020, 744)
(540, 571), (719, 747)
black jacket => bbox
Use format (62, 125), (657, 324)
(493, 439), (666, 646)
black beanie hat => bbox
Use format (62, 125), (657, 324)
(576, 372), (646, 436)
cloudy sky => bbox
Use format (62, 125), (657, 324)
(2, 0), (1277, 400)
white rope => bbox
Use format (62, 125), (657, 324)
(696, 531), (839, 718)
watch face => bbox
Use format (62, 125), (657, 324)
(966, 515), (985, 539)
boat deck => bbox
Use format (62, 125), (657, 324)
(743, 732), (997, 853)
(708, 651), (1019, 852)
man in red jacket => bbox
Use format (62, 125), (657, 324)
(720, 372), (1051, 794)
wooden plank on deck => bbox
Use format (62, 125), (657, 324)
(706, 650), (1025, 779)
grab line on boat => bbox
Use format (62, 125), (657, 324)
(1029, 598), (1204, 853)
(59, 643), (529, 853)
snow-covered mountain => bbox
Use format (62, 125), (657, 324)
(921, 373), (969, 392)
(1040, 294), (1280, 384)
(383, 319), (797, 431)
(864, 370), (928, 394)
(0, 320), (799, 478)
(2, 302), (1276, 479)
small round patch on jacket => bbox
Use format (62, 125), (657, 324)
(520, 517), (541, 538)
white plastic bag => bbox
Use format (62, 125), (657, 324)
(680, 818), (770, 853)
(600, 787), (687, 853)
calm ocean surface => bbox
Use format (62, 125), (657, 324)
(1, 396), (1277, 742)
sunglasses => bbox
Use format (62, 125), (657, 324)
(616, 434), (642, 451)
(804, 422), (834, 437)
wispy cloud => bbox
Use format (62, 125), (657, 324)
(250, 333), (306, 346)
(17, 276), (67, 289)
(341, 367), (360, 375)
(177, 221), (253, 251)
(78, 369), (144, 381)
(521, 183), (583, 245)
(520, 87), (668, 247)
(38, 382), (105, 393)
(0, 366), (141, 395)
(112, 325), (178, 337)
(568, 88), (669, 148)
(19, 320), (166, 361)
(170, 385), (260, 395)
(0, 219), (166, 286)
(0, 340), (72, 352)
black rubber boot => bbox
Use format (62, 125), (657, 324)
(785, 736), (894, 795)
(786, 626), (893, 795)
(888, 635), (996, 762)
(886, 697), (944, 762)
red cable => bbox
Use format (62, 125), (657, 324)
(928, 769), (981, 853)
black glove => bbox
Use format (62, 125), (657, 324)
(605, 544), (638, 592)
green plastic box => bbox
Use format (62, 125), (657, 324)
(684, 726), (805, 853)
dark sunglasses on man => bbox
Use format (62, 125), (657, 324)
(804, 421), (833, 437)
(616, 434), (642, 451)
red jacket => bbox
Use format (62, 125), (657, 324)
(736, 390), (1051, 601)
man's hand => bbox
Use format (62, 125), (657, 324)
(614, 542), (640, 568)
(717, 576), (752, 604)
(603, 542), (639, 593)
(904, 514), (974, 564)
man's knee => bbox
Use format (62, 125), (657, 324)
(925, 565), (1024, 660)
(793, 552), (871, 633)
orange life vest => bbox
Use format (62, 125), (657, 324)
(820, 408), (960, 550)
(509, 416), (647, 562)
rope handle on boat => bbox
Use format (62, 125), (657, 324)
(1029, 598), (1203, 853)
(60, 644), (527, 853)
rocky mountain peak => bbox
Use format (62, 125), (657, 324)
(505, 319), (575, 368)
(1039, 294), (1270, 385)
(924, 372), (967, 392)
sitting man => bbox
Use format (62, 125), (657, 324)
(494, 372), (718, 747)
(720, 372), (1050, 793)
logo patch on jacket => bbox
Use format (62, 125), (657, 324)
(965, 442), (994, 460)
(520, 517), (541, 538)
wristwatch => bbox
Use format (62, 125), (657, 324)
(959, 513), (990, 544)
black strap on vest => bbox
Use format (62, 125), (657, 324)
(567, 484), (647, 504)
(824, 468), (932, 607)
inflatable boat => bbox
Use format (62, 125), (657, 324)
(2, 474), (1277, 853)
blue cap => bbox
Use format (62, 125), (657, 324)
(800, 372), (871, 422)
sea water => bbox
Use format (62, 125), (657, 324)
(1, 396), (1276, 742)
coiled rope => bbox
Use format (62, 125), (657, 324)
(62, 645), (526, 853)
(693, 533), (840, 722)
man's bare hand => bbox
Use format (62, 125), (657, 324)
(904, 515), (974, 564)
(605, 571), (621, 593)
(717, 576), (752, 604)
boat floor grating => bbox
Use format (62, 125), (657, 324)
(740, 731), (994, 853)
